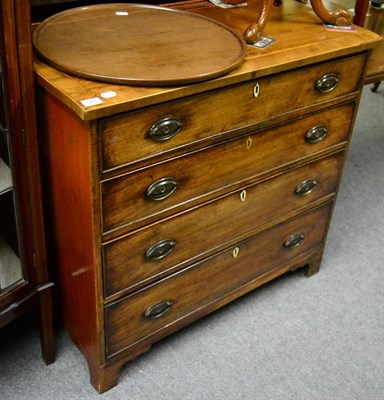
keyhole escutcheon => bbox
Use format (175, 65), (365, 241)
(233, 247), (240, 258)
(240, 190), (247, 202)
(253, 82), (260, 98)
(246, 137), (252, 150)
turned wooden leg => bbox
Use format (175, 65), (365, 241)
(38, 286), (55, 365)
(309, 0), (352, 26)
(244, 0), (276, 44)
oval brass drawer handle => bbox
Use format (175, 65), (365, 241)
(283, 233), (305, 249)
(144, 300), (174, 319)
(295, 179), (319, 196)
(149, 117), (182, 141)
(306, 125), (328, 144)
(146, 177), (178, 201)
(145, 239), (176, 261)
(315, 73), (339, 93)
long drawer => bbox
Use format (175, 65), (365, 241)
(102, 154), (343, 298)
(105, 203), (332, 357)
(99, 54), (365, 172)
(101, 103), (354, 235)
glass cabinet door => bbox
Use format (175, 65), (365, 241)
(0, 55), (24, 293)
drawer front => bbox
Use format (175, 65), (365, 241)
(99, 55), (365, 172)
(101, 103), (354, 235)
(103, 154), (343, 297)
(105, 203), (332, 357)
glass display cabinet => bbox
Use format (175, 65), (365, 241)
(0, 65), (23, 297)
(0, 0), (53, 364)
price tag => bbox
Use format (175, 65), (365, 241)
(80, 97), (103, 107)
(249, 36), (276, 49)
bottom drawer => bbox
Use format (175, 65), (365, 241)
(105, 203), (332, 357)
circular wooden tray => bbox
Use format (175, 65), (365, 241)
(33, 3), (247, 86)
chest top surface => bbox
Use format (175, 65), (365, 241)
(34, 0), (382, 120)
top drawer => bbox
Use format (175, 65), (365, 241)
(99, 54), (366, 173)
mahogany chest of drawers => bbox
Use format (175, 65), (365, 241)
(34, 0), (381, 393)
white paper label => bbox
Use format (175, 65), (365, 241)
(100, 91), (117, 99)
(80, 97), (103, 107)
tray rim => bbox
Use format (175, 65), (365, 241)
(33, 2), (248, 86)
